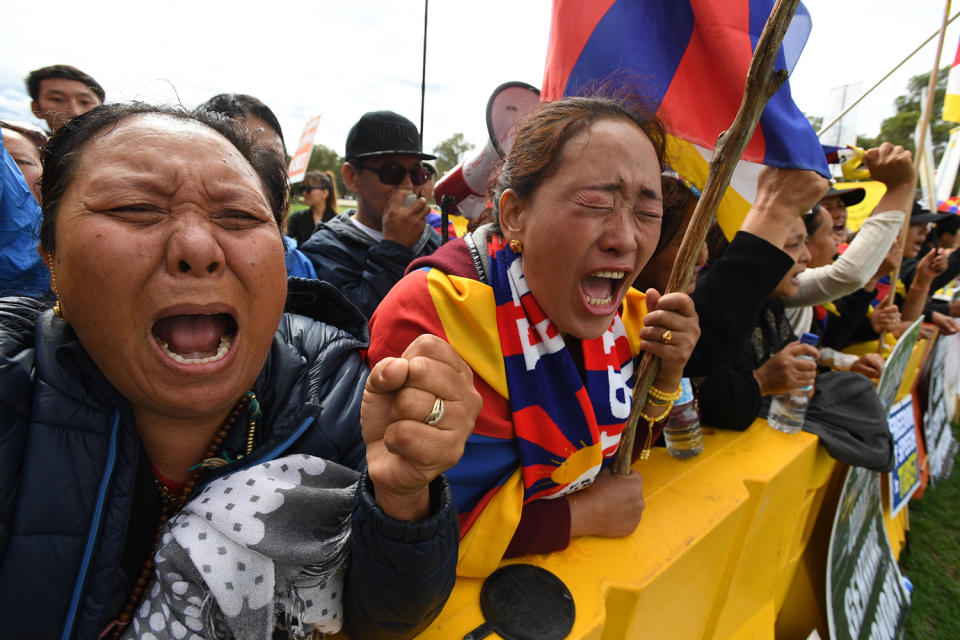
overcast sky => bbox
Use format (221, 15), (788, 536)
(2, 0), (957, 158)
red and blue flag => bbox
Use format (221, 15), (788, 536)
(542, 0), (829, 235)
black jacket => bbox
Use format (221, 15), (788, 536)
(687, 231), (794, 376)
(287, 207), (337, 247)
(0, 279), (457, 639)
(299, 212), (441, 319)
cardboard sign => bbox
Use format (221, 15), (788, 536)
(925, 334), (960, 482)
(287, 115), (322, 184)
(876, 318), (923, 414)
(827, 466), (910, 640)
(887, 396), (920, 516)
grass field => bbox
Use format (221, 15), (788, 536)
(899, 424), (960, 638)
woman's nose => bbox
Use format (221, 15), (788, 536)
(165, 215), (225, 277)
(600, 208), (642, 254)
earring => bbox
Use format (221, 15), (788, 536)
(509, 238), (523, 254)
(50, 259), (64, 321)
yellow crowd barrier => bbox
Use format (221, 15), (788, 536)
(412, 339), (929, 640)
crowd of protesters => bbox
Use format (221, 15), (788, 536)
(1, 63), (957, 639)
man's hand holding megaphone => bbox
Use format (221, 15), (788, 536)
(382, 189), (429, 247)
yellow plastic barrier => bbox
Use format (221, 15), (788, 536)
(413, 340), (931, 640)
(408, 338), (931, 640)
(416, 423), (840, 640)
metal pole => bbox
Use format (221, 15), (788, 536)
(420, 0), (429, 140)
(818, 10), (960, 138)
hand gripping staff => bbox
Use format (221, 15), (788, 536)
(613, 0), (806, 474)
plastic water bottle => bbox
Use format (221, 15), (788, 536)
(663, 378), (704, 458)
(767, 332), (820, 434)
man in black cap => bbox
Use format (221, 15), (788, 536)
(818, 185), (866, 246)
(300, 111), (440, 318)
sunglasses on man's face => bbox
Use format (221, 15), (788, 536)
(355, 161), (430, 187)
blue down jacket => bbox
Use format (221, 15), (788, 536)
(0, 132), (49, 298)
(0, 278), (457, 640)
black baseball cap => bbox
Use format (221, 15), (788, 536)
(345, 110), (436, 161)
(910, 201), (951, 224)
(822, 186), (866, 207)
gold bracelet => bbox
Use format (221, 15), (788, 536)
(637, 404), (674, 424)
(639, 422), (655, 460)
(647, 384), (682, 402)
(637, 402), (674, 460)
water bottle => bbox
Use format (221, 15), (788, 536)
(767, 332), (819, 434)
(663, 378), (704, 458)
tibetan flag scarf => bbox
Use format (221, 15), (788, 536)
(487, 234), (637, 502)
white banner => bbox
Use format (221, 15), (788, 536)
(287, 114), (322, 184)
(915, 120), (937, 212)
(935, 127), (960, 204)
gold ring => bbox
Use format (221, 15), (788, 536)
(661, 329), (673, 345)
(424, 397), (445, 426)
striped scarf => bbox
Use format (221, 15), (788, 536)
(487, 235), (637, 502)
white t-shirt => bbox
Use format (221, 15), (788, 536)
(349, 215), (384, 242)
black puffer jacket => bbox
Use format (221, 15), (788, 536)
(0, 279), (458, 640)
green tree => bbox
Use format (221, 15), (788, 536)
(432, 132), (475, 176)
(856, 66), (951, 162)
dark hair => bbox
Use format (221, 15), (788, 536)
(26, 64), (105, 103)
(491, 93), (668, 227)
(0, 121), (47, 152)
(652, 175), (692, 256)
(39, 103), (288, 253)
(803, 204), (826, 237)
(303, 170), (339, 211)
(700, 220), (730, 276)
(198, 93), (286, 152)
(935, 213), (960, 237)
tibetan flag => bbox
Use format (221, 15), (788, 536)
(944, 40), (960, 124)
(542, 0), (829, 237)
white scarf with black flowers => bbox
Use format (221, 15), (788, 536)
(122, 454), (358, 640)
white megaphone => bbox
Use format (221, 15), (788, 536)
(434, 81), (540, 220)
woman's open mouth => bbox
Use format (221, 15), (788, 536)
(581, 270), (626, 307)
(152, 313), (237, 364)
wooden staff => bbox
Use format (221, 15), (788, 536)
(878, 0), (952, 352)
(613, 0), (801, 475)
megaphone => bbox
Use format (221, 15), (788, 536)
(434, 81), (540, 220)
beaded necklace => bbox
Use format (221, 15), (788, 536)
(103, 391), (261, 640)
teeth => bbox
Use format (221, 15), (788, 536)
(585, 294), (614, 306)
(156, 334), (233, 364)
(593, 271), (625, 279)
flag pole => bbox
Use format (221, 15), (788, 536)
(877, 0), (952, 353)
(613, 0), (802, 475)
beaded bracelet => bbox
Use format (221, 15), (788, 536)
(647, 383), (683, 402)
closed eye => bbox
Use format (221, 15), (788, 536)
(581, 203), (614, 212)
(98, 204), (165, 226)
(106, 203), (165, 215)
(213, 210), (266, 229)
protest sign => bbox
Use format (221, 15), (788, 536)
(887, 396), (920, 516)
(287, 114), (322, 184)
(923, 334), (959, 482)
(876, 318), (923, 413)
(827, 466), (910, 640)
